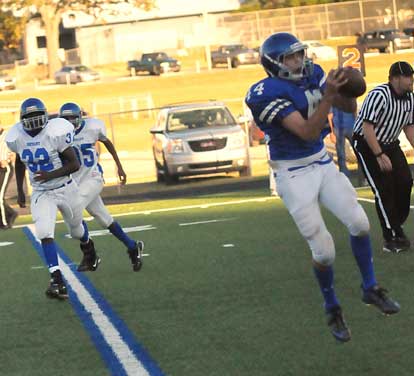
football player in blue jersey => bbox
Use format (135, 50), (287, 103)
(245, 32), (400, 342)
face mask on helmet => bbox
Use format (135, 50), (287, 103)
(260, 32), (314, 81)
(20, 98), (48, 132)
(59, 102), (82, 129)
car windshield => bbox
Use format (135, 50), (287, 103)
(167, 107), (236, 132)
(226, 45), (248, 51)
(75, 65), (90, 72)
(309, 42), (324, 47)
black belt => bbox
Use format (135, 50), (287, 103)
(52, 179), (72, 190)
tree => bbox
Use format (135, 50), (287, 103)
(0, 0), (156, 77)
(0, 10), (25, 51)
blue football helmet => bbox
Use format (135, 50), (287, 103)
(20, 97), (48, 131)
(260, 32), (313, 80)
(59, 102), (82, 129)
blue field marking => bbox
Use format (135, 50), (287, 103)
(23, 227), (164, 376)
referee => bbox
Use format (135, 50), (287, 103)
(0, 126), (18, 229)
(353, 61), (414, 253)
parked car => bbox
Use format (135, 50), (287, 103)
(150, 102), (250, 184)
(359, 29), (412, 53)
(303, 40), (337, 60)
(54, 65), (100, 84)
(211, 44), (259, 68)
(127, 52), (181, 76)
(0, 73), (16, 91)
(403, 27), (414, 37)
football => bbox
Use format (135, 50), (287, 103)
(338, 67), (366, 98)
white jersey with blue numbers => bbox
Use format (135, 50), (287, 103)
(72, 118), (107, 184)
(245, 64), (329, 160)
(6, 119), (74, 191)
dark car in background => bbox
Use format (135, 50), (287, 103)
(403, 27), (414, 37)
(211, 44), (259, 68)
(150, 102), (250, 184)
(54, 65), (100, 84)
(360, 28), (412, 53)
(127, 52), (181, 76)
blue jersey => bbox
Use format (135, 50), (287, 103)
(245, 64), (329, 160)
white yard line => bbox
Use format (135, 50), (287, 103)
(179, 218), (235, 226)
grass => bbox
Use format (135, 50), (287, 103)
(2, 187), (414, 375)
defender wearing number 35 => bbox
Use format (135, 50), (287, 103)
(5, 97), (99, 300)
(245, 32), (400, 342)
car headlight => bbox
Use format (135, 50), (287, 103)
(167, 139), (184, 153)
(229, 133), (245, 148)
(161, 62), (170, 67)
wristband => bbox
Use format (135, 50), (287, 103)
(375, 151), (384, 158)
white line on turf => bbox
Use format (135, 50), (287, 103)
(179, 218), (235, 226)
(0, 241), (14, 246)
(13, 196), (279, 229)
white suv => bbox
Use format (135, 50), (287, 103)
(150, 102), (250, 184)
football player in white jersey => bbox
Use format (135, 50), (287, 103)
(6, 98), (100, 300)
(58, 102), (143, 271)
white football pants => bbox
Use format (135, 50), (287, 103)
(78, 175), (113, 228)
(31, 180), (85, 240)
(272, 149), (370, 265)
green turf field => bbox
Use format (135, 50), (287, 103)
(1, 187), (414, 375)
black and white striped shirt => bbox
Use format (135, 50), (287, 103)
(353, 83), (414, 144)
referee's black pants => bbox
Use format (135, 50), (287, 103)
(353, 135), (413, 241)
(0, 163), (18, 229)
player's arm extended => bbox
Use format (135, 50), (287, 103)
(34, 147), (80, 182)
(281, 69), (347, 141)
(15, 154), (26, 208)
(100, 138), (127, 185)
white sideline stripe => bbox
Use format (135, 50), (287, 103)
(59, 260), (149, 375)
(179, 218), (235, 226)
(26, 225), (149, 376)
(13, 196), (278, 229)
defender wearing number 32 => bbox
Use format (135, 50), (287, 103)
(245, 32), (400, 342)
(6, 97), (99, 300)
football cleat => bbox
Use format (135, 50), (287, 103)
(383, 238), (406, 253)
(127, 241), (144, 272)
(326, 306), (351, 343)
(362, 285), (400, 315)
(45, 271), (68, 300)
(77, 239), (101, 272)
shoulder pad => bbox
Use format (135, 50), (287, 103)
(5, 123), (23, 143)
(47, 118), (74, 136)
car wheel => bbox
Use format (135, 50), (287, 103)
(151, 66), (161, 76)
(239, 166), (250, 177)
(231, 59), (240, 68)
(154, 161), (164, 182)
(162, 155), (178, 185)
